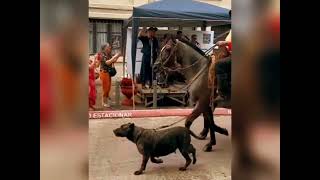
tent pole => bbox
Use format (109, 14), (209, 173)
(132, 77), (135, 109)
(122, 23), (127, 78)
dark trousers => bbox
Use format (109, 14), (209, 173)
(215, 56), (231, 75)
(140, 54), (153, 86)
(215, 56), (231, 96)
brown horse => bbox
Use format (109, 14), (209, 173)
(153, 38), (229, 152)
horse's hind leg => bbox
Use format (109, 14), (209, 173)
(212, 104), (229, 136)
(203, 108), (216, 152)
(202, 106), (229, 152)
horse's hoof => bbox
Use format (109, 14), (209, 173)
(199, 129), (209, 139)
(222, 128), (229, 136)
(198, 134), (207, 140)
(134, 171), (143, 175)
(203, 144), (213, 152)
(179, 167), (187, 171)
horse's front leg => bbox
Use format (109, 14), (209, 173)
(203, 106), (229, 152)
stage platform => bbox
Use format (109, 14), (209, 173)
(138, 84), (189, 107)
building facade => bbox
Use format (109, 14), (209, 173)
(88, 0), (231, 54)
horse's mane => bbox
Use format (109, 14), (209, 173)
(164, 34), (206, 56)
(178, 39), (206, 56)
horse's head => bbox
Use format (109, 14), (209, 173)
(153, 35), (181, 74)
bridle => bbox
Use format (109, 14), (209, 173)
(156, 40), (210, 91)
(157, 41), (207, 74)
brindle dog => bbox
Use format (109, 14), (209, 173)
(113, 123), (203, 175)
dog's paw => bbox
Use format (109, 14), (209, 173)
(179, 167), (187, 171)
(192, 158), (197, 164)
(134, 170), (143, 175)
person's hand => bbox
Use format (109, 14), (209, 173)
(115, 52), (121, 58)
(216, 41), (228, 47)
(216, 41), (223, 46)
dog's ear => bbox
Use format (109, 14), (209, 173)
(129, 123), (135, 128)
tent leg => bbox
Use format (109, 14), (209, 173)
(132, 77), (135, 110)
(152, 80), (157, 108)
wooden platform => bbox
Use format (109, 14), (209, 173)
(138, 85), (188, 107)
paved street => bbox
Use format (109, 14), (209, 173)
(89, 116), (231, 180)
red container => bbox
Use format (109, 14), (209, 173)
(120, 78), (137, 106)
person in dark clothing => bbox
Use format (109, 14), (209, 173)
(214, 10), (232, 102)
(190, 34), (200, 48)
(138, 27), (159, 88)
(214, 56), (231, 101)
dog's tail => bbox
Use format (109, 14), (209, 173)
(188, 129), (206, 140)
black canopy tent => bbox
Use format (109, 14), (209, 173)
(124, 0), (231, 76)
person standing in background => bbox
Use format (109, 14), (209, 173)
(190, 34), (200, 48)
(138, 27), (159, 89)
(214, 10), (232, 102)
(99, 43), (121, 108)
(89, 58), (97, 110)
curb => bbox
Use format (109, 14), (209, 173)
(89, 108), (231, 119)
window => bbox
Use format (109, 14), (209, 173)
(110, 22), (122, 54)
(88, 19), (123, 54)
(88, 22), (93, 54)
(96, 22), (109, 53)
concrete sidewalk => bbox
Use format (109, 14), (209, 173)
(89, 116), (231, 180)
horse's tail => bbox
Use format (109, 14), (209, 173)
(188, 129), (206, 140)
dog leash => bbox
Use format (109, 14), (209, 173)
(154, 116), (187, 131)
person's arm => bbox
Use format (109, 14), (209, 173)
(155, 39), (160, 56)
(106, 53), (121, 65)
(138, 27), (147, 38)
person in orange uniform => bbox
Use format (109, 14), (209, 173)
(99, 43), (121, 108)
